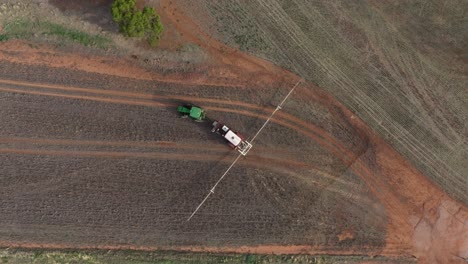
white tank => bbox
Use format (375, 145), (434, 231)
(224, 130), (242, 147)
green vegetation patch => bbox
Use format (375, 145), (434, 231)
(111, 0), (163, 46)
(0, 248), (415, 264)
(2, 20), (112, 49)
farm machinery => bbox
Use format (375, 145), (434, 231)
(177, 104), (206, 121)
(211, 120), (252, 155)
(185, 80), (302, 221)
(177, 104), (252, 155)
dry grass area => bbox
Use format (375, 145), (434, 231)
(0, 248), (415, 264)
(180, 0), (468, 204)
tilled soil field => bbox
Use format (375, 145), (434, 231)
(0, 0), (466, 263)
(0, 60), (385, 250)
(175, 0), (468, 205)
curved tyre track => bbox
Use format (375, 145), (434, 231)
(0, 79), (370, 214)
(0, 78), (418, 215)
(0, 136), (364, 200)
(1, 58), (463, 261)
(0, 78), (363, 168)
(0, 6), (465, 259)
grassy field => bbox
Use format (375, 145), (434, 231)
(0, 248), (415, 264)
(0, 19), (112, 49)
(183, 0), (468, 203)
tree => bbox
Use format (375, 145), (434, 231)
(111, 0), (135, 25)
(111, 0), (163, 46)
(144, 7), (164, 46)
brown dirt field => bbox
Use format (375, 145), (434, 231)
(155, 2), (468, 262)
(0, 49), (386, 252)
(0, 1), (466, 263)
(0, 77), (367, 171)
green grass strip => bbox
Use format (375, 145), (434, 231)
(2, 19), (112, 49)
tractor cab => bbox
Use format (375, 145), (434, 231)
(177, 104), (206, 121)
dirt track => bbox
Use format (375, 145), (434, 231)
(0, 1), (467, 263)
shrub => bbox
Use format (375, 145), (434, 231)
(111, 0), (163, 46)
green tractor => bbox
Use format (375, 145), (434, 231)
(177, 104), (206, 121)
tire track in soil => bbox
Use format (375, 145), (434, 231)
(0, 80), (391, 253)
(0, 86), (166, 108)
(0, 80), (374, 219)
(159, 1), (399, 228)
(0, 79), (383, 214)
(0, 61), (416, 257)
(0, 136), (223, 152)
(155, 3), (468, 257)
(0, 146), (367, 203)
(3, 3), (464, 259)
(0, 81), (368, 207)
(0, 136), (300, 159)
(0, 79), (362, 167)
(0, 136), (361, 189)
(297, 85), (468, 260)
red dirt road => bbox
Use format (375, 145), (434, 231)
(0, 1), (466, 263)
